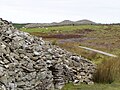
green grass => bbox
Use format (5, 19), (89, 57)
(20, 25), (120, 56)
(94, 58), (120, 83)
(13, 23), (27, 29)
(62, 83), (120, 90)
(20, 25), (110, 33)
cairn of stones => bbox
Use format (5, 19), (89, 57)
(0, 18), (96, 90)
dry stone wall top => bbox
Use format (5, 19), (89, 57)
(0, 18), (96, 90)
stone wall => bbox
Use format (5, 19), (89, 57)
(0, 18), (96, 90)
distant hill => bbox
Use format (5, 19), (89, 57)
(59, 20), (74, 25)
(24, 19), (97, 28)
(75, 19), (96, 24)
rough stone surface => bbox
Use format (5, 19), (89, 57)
(0, 18), (96, 90)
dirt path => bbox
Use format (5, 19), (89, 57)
(79, 46), (117, 57)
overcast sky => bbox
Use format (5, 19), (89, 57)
(0, 0), (120, 23)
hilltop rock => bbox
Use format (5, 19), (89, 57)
(0, 18), (96, 90)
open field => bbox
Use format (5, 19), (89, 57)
(21, 25), (111, 33)
(20, 25), (120, 57)
(62, 83), (120, 90)
(20, 25), (120, 90)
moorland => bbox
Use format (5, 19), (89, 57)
(14, 22), (120, 90)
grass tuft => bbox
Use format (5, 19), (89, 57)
(94, 58), (120, 83)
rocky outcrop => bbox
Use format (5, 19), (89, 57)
(0, 18), (96, 90)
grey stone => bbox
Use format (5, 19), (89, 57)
(0, 67), (4, 77)
(73, 80), (79, 84)
(33, 51), (40, 56)
(0, 18), (96, 90)
(80, 72), (86, 76)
